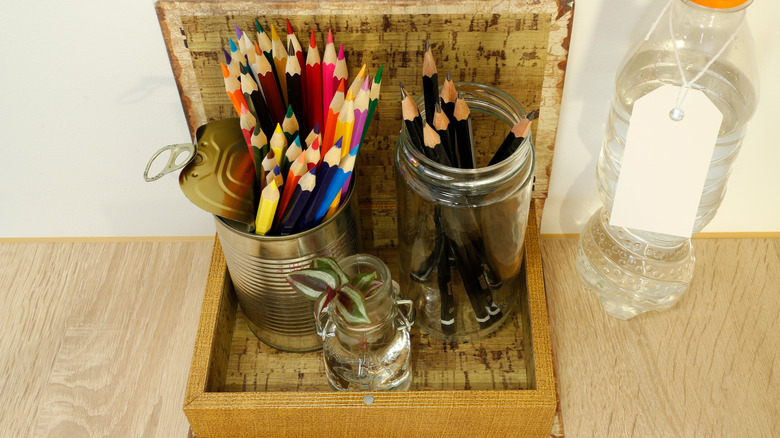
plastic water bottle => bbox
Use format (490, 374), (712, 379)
(577, 0), (758, 319)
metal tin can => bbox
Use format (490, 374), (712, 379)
(215, 190), (361, 352)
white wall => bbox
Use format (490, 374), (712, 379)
(541, 0), (780, 235)
(0, 1), (777, 238)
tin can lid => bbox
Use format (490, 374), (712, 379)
(178, 118), (257, 225)
(688, 0), (751, 8)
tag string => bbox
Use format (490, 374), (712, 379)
(645, 0), (742, 120)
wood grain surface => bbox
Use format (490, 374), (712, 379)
(0, 241), (212, 438)
(542, 238), (780, 438)
(2, 237), (777, 437)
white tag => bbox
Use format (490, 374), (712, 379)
(610, 85), (722, 238)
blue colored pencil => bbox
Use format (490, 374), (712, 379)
(298, 137), (342, 230)
(278, 167), (317, 235)
(313, 150), (356, 223)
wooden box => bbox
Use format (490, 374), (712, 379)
(184, 205), (557, 437)
(156, 0), (572, 436)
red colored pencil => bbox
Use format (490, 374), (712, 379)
(321, 30), (337, 121)
(305, 30), (323, 136)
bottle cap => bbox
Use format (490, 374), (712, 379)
(688, 0), (751, 8)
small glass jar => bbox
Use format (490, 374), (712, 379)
(316, 254), (414, 391)
(394, 82), (535, 342)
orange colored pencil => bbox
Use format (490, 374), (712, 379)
(321, 79), (346, 158)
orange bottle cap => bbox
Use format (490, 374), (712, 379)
(688, 0), (751, 8)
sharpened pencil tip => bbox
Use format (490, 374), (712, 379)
(286, 104), (294, 118)
(399, 83), (407, 99)
(374, 65), (383, 83)
(286, 18), (293, 35)
(327, 29), (333, 44)
(255, 19), (264, 33)
(229, 38), (238, 52)
(425, 39), (430, 51)
(446, 71), (452, 81)
(235, 24), (243, 39)
(222, 48), (231, 64)
(309, 29), (317, 48)
(287, 40), (295, 56)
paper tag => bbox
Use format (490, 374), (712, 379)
(610, 85), (722, 238)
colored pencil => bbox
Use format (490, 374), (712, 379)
(304, 128), (321, 170)
(254, 19), (273, 56)
(285, 19), (307, 119)
(240, 66), (274, 137)
(274, 151), (307, 229)
(265, 164), (284, 191)
(299, 138), (342, 230)
(250, 124), (269, 189)
(334, 93), (355, 159)
(348, 64), (367, 100)
(254, 179), (279, 235)
(278, 167), (317, 235)
(282, 135), (303, 177)
(235, 25), (248, 57)
(260, 149), (279, 191)
(349, 76), (371, 156)
(333, 43), (348, 101)
(357, 65), (383, 150)
(320, 150), (357, 222)
(226, 38), (242, 79)
(239, 103), (256, 156)
(321, 79), (346, 158)
(270, 25), (288, 105)
(305, 30), (323, 136)
(453, 96), (475, 168)
(269, 124), (287, 166)
(255, 50), (286, 124)
(221, 62), (248, 115)
(422, 40), (439, 126)
(285, 41), (306, 135)
(321, 30), (337, 119)
(487, 118), (531, 166)
(281, 105), (299, 146)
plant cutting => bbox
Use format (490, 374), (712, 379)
(286, 257), (384, 325)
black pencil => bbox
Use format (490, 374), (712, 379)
(440, 72), (458, 123)
(453, 95), (475, 169)
(433, 101), (456, 166)
(422, 40), (439, 126)
(240, 65), (274, 137)
(285, 41), (306, 136)
(422, 122), (452, 166)
(488, 118), (531, 166)
(400, 83), (425, 153)
(438, 232), (456, 336)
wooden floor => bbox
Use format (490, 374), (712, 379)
(1, 238), (778, 437)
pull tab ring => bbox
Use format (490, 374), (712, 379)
(143, 143), (196, 182)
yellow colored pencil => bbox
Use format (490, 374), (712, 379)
(255, 180), (280, 235)
(269, 124), (287, 165)
(334, 95), (355, 159)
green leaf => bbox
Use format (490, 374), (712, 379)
(286, 268), (339, 300)
(314, 287), (337, 320)
(350, 272), (378, 292)
(335, 284), (371, 325)
(363, 279), (384, 298)
(311, 257), (349, 286)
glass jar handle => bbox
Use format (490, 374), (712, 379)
(394, 299), (415, 331)
(315, 308), (332, 341)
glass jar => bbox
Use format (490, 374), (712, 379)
(316, 254), (414, 391)
(394, 82), (535, 342)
